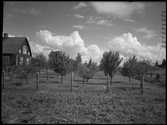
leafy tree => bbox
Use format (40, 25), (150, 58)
(31, 53), (47, 74)
(100, 51), (123, 92)
(154, 61), (159, 67)
(45, 59), (49, 80)
(121, 56), (138, 88)
(134, 57), (152, 94)
(73, 53), (82, 80)
(48, 50), (73, 83)
(78, 58), (98, 85)
(121, 61), (131, 82)
(15, 63), (36, 85)
(159, 59), (166, 68)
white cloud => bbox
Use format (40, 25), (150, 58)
(5, 13), (15, 18)
(86, 16), (113, 26)
(34, 30), (103, 63)
(108, 32), (165, 64)
(8, 34), (15, 37)
(74, 14), (85, 18)
(29, 41), (51, 58)
(72, 25), (88, 30)
(14, 8), (42, 15)
(73, 2), (87, 9)
(124, 18), (135, 22)
(72, 25), (102, 30)
(90, 2), (146, 19)
(134, 27), (157, 39)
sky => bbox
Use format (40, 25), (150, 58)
(3, 1), (166, 66)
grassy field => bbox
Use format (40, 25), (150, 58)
(1, 70), (166, 124)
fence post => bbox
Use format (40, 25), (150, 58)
(2, 71), (4, 89)
(106, 74), (109, 93)
(36, 72), (39, 90)
(141, 75), (144, 94)
(71, 72), (73, 92)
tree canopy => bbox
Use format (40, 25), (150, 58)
(48, 50), (73, 83)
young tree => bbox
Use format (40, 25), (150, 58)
(78, 58), (98, 85)
(15, 63), (36, 85)
(121, 61), (131, 83)
(31, 53), (47, 74)
(48, 50), (73, 83)
(134, 57), (152, 94)
(100, 51), (123, 93)
(73, 53), (82, 80)
(154, 61), (159, 67)
(45, 59), (49, 80)
(78, 63), (87, 86)
(159, 59), (166, 69)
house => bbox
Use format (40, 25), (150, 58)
(2, 33), (32, 67)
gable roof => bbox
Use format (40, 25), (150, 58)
(3, 37), (32, 56)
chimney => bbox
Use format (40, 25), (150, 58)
(4, 33), (8, 38)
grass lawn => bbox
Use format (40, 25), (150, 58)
(1, 71), (166, 124)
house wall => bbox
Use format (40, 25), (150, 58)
(17, 39), (32, 65)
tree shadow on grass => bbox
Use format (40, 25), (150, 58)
(92, 77), (106, 80)
(40, 76), (55, 78)
(49, 81), (59, 83)
(9, 82), (23, 86)
(77, 82), (106, 85)
(113, 86), (147, 91)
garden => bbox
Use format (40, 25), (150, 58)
(1, 51), (166, 124)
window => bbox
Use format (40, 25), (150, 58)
(26, 58), (29, 65)
(3, 56), (10, 65)
(23, 46), (27, 54)
(19, 49), (21, 53)
(20, 57), (23, 65)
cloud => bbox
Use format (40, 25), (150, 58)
(90, 2), (146, 19)
(72, 25), (88, 30)
(39, 25), (46, 29)
(108, 32), (165, 63)
(73, 2), (87, 9)
(72, 25), (101, 30)
(134, 27), (157, 39)
(86, 16), (113, 26)
(74, 14), (85, 18)
(29, 41), (52, 58)
(34, 30), (103, 63)
(5, 13), (15, 18)
(14, 8), (42, 15)
(124, 18), (135, 22)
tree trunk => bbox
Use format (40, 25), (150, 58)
(36, 72), (39, 90)
(129, 76), (131, 83)
(106, 74), (109, 93)
(73, 72), (76, 80)
(61, 75), (64, 83)
(71, 72), (73, 92)
(57, 73), (59, 78)
(140, 76), (144, 94)
(132, 77), (133, 88)
(46, 66), (48, 80)
(2, 72), (4, 89)
(82, 79), (85, 87)
(86, 78), (89, 82)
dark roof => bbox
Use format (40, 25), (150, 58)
(3, 37), (32, 56)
